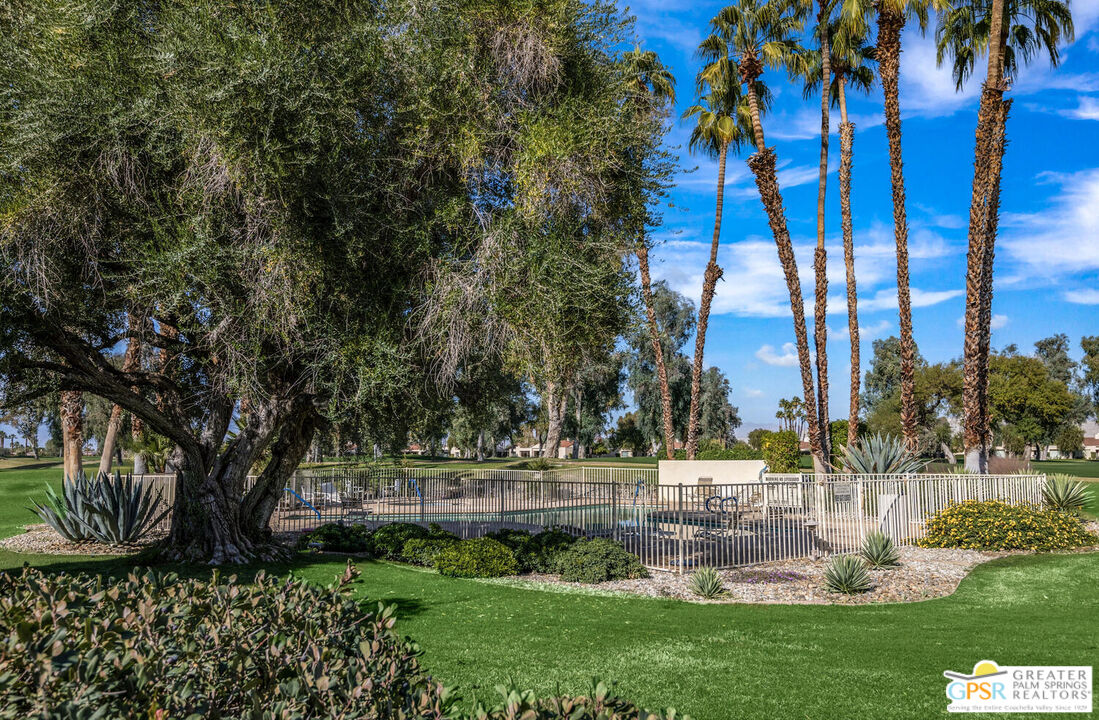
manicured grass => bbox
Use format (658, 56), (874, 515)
(1033, 459), (1099, 479)
(2, 459), (1097, 718)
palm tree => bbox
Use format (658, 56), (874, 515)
(938, 0), (1072, 471)
(699, 0), (831, 472)
(60, 391), (84, 479)
(622, 48), (679, 461)
(845, 0), (945, 452)
(681, 68), (762, 460)
(803, 19), (876, 451)
(99, 310), (145, 475)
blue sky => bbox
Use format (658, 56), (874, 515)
(628, 0), (1099, 430)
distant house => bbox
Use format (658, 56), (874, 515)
(403, 443), (426, 456)
(510, 439), (574, 459)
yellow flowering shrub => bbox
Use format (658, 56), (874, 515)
(917, 500), (1098, 551)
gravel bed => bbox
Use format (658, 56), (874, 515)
(500, 546), (1019, 605)
(0, 524), (165, 556)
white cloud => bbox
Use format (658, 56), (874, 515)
(859, 287), (965, 312)
(1062, 96), (1099, 120)
(1000, 168), (1099, 281)
(829, 319), (892, 341)
(1064, 288), (1099, 304)
(743, 387), (765, 398)
(755, 343), (799, 367)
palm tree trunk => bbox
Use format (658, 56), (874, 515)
(686, 142), (729, 460)
(744, 78), (824, 472)
(99, 311), (144, 476)
(963, 0), (1009, 473)
(60, 391), (84, 479)
(813, 10), (832, 466)
(838, 80), (860, 452)
(877, 9), (918, 453)
(638, 244), (678, 460)
(747, 147), (824, 472)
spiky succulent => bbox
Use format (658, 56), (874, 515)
(834, 433), (926, 475)
(1042, 474), (1089, 514)
(823, 555), (873, 594)
(31, 471), (169, 544)
(688, 566), (725, 599)
(860, 531), (901, 568)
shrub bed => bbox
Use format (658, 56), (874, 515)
(435, 537), (519, 578)
(371, 522), (433, 559)
(403, 536), (462, 567)
(485, 528), (579, 573)
(917, 500), (1098, 551)
(0, 567), (686, 719)
(296, 522), (374, 554)
(554, 538), (649, 583)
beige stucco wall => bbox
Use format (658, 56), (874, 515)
(656, 460), (768, 486)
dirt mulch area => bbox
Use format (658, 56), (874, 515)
(0, 524), (166, 556)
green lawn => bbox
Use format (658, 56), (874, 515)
(2, 459), (1097, 719)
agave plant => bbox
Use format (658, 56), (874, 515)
(823, 555), (872, 594)
(29, 473), (99, 541)
(32, 471), (169, 544)
(859, 531), (900, 569)
(834, 433), (926, 475)
(688, 566), (725, 599)
(1042, 474), (1089, 515)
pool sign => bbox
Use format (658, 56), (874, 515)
(831, 483), (853, 503)
(944, 660), (1092, 713)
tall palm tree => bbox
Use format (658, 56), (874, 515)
(846, 0), (945, 452)
(803, 19), (876, 451)
(681, 69), (762, 460)
(99, 310), (145, 475)
(699, 0), (831, 472)
(622, 48), (680, 461)
(938, 0), (1072, 471)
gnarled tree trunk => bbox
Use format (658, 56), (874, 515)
(637, 245), (677, 460)
(686, 142), (729, 460)
(60, 391), (84, 479)
(541, 380), (568, 459)
(877, 9), (918, 453)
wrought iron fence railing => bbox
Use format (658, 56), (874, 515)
(131, 469), (1044, 571)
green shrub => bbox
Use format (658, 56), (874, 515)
(402, 536), (460, 566)
(296, 522), (374, 553)
(1042, 474), (1089, 514)
(859, 530), (900, 568)
(834, 433), (925, 474)
(554, 538), (648, 583)
(696, 441), (763, 461)
(761, 430), (800, 473)
(435, 537), (519, 578)
(917, 500), (1097, 551)
(511, 458), (554, 471)
(485, 527), (578, 573)
(370, 522), (432, 559)
(823, 555), (873, 594)
(0, 564), (446, 717)
(687, 567), (725, 599)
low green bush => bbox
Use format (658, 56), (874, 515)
(0, 564), (444, 717)
(370, 522), (432, 559)
(296, 522), (374, 553)
(859, 530), (900, 568)
(0, 567), (687, 719)
(554, 538), (648, 583)
(402, 536), (461, 566)
(761, 430), (800, 473)
(917, 500), (1097, 551)
(435, 537), (519, 578)
(1043, 474), (1090, 514)
(485, 527), (579, 573)
(687, 567), (725, 599)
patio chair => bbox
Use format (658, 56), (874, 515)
(312, 481), (341, 507)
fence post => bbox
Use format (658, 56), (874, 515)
(612, 480), (619, 541)
(676, 483), (684, 575)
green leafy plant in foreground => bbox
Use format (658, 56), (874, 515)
(917, 499), (1097, 551)
(823, 555), (873, 594)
